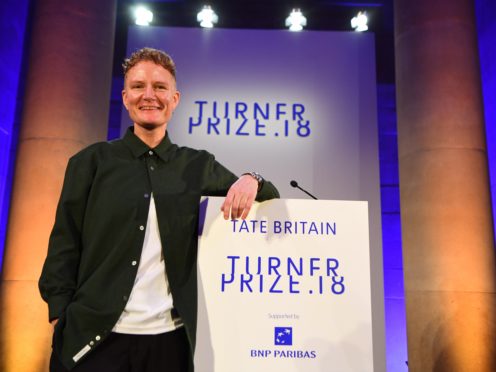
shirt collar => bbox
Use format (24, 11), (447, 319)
(122, 126), (174, 161)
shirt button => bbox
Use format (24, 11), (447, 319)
(144, 193), (150, 198)
(150, 166), (155, 171)
(139, 225), (144, 231)
(132, 260), (137, 266)
(95, 335), (101, 341)
(123, 295), (128, 301)
(89, 341), (94, 346)
(148, 150), (153, 155)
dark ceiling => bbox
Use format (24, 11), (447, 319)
(114, 0), (395, 83)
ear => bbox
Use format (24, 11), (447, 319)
(171, 90), (181, 111)
(122, 89), (129, 110)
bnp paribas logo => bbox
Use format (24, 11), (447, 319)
(250, 326), (316, 359)
(274, 327), (292, 346)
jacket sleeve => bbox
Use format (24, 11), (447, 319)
(38, 155), (94, 321)
(201, 152), (280, 200)
(254, 178), (280, 202)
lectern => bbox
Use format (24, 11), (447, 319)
(195, 197), (375, 372)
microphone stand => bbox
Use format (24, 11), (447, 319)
(290, 180), (318, 200)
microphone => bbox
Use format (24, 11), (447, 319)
(290, 180), (318, 200)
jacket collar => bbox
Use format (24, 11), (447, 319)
(122, 126), (175, 161)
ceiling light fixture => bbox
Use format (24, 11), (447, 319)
(285, 9), (307, 32)
(197, 5), (218, 28)
(351, 11), (368, 32)
(134, 6), (153, 26)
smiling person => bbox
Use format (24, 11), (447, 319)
(39, 47), (279, 372)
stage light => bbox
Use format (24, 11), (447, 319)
(134, 6), (153, 26)
(197, 5), (218, 28)
(285, 9), (307, 32)
(351, 11), (368, 32)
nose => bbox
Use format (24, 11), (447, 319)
(143, 84), (155, 100)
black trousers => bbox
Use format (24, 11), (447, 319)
(50, 328), (190, 372)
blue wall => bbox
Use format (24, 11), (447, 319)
(476, 0), (496, 234)
(377, 84), (408, 371)
(0, 0), (31, 272)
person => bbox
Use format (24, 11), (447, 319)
(39, 47), (279, 372)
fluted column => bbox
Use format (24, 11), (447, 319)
(395, 0), (496, 370)
(0, 1), (116, 370)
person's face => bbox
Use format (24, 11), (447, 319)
(122, 60), (180, 131)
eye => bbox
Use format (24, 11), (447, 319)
(155, 85), (167, 91)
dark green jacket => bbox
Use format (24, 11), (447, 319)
(39, 128), (279, 370)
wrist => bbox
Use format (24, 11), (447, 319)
(242, 172), (264, 191)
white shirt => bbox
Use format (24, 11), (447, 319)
(113, 195), (183, 334)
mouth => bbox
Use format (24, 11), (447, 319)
(139, 105), (162, 111)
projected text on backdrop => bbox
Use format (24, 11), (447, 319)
(188, 100), (311, 137)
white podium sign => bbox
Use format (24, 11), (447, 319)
(196, 197), (374, 372)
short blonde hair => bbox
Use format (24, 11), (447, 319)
(122, 47), (176, 80)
